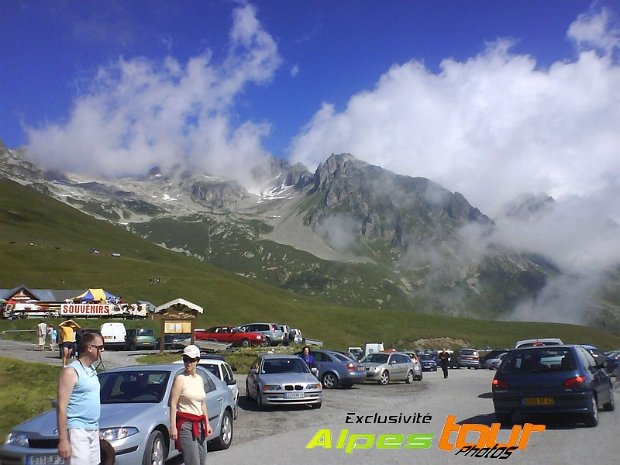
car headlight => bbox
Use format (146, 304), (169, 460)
(261, 384), (282, 391)
(99, 427), (139, 441)
(306, 383), (321, 390)
(5, 432), (29, 447)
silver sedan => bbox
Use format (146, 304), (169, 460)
(0, 364), (234, 465)
(246, 354), (322, 408)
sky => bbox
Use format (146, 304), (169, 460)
(2, 0), (620, 323)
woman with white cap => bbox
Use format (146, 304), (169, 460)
(170, 345), (212, 465)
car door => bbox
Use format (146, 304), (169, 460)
(311, 351), (328, 377)
(577, 347), (611, 406)
(388, 354), (404, 380)
(246, 357), (261, 399)
(196, 369), (222, 439)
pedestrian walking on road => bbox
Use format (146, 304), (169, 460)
(36, 320), (48, 351)
(56, 332), (105, 465)
(49, 326), (58, 351)
(170, 345), (211, 465)
(59, 319), (81, 366)
(439, 349), (450, 379)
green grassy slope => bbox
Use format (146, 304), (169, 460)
(1, 179), (619, 350)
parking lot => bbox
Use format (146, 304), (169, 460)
(1, 339), (618, 465)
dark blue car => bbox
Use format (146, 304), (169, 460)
(492, 345), (614, 426)
(419, 353), (438, 371)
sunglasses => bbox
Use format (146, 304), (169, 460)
(182, 356), (200, 363)
(90, 344), (105, 350)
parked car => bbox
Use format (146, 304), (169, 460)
(100, 322), (126, 350)
(290, 328), (303, 344)
(156, 333), (191, 350)
(125, 328), (157, 350)
(296, 349), (366, 388)
(418, 353), (438, 372)
(0, 364), (235, 465)
(492, 345), (615, 426)
(194, 325), (264, 347)
(361, 352), (417, 385)
(276, 324), (291, 345)
(347, 346), (364, 360)
(238, 322), (284, 346)
(604, 350), (620, 376)
(515, 338), (563, 348)
(174, 356), (239, 419)
(401, 351), (424, 379)
(580, 344), (606, 367)
(246, 354), (322, 408)
(479, 348), (509, 368)
(484, 352), (508, 370)
(455, 348), (480, 369)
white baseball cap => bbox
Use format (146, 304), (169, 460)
(182, 345), (200, 359)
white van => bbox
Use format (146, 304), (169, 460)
(100, 322), (127, 350)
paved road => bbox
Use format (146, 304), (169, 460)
(2, 339), (618, 465)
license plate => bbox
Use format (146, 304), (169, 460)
(284, 392), (304, 399)
(28, 455), (65, 465)
(522, 397), (554, 406)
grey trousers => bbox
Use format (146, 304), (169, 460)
(179, 421), (207, 465)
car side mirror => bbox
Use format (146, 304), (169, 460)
(390, 360), (397, 365)
(227, 379), (237, 386)
(311, 367), (319, 378)
(51, 399), (58, 408)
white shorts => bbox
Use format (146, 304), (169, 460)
(68, 428), (100, 465)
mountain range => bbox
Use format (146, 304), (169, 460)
(1, 142), (618, 331)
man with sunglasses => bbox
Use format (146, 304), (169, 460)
(57, 332), (104, 465)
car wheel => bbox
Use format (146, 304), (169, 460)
(416, 372), (423, 381)
(378, 370), (390, 385)
(495, 412), (511, 425)
(210, 409), (233, 450)
(245, 380), (253, 401)
(322, 372), (338, 389)
(312, 401), (322, 409)
(256, 392), (264, 409)
(142, 430), (166, 465)
(241, 339), (250, 348)
(262, 337), (271, 347)
(584, 393), (599, 427)
(405, 370), (414, 384)
(602, 386), (615, 411)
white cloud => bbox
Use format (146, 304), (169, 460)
(25, 3), (281, 181)
(568, 7), (620, 55)
(288, 8), (620, 324)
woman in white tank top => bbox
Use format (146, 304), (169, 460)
(170, 345), (212, 465)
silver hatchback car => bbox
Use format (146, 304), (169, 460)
(0, 364), (235, 465)
(361, 352), (417, 385)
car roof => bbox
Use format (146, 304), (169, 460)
(259, 353), (301, 360)
(101, 364), (185, 372)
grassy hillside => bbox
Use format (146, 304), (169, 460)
(1, 179), (619, 350)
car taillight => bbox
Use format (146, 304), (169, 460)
(492, 378), (508, 389)
(346, 363), (356, 371)
(563, 376), (585, 388)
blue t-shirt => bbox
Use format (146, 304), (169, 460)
(66, 360), (100, 430)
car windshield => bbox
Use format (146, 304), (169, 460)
(363, 353), (389, 363)
(461, 349), (476, 355)
(421, 354), (435, 360)
(499, 348), (575, 374)
(99, 370), (170, 404)
(261, 358), (310, 374)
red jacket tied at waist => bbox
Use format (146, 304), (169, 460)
(175, 411), (208, 452)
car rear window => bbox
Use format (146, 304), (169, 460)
(363, 353), (389, 363)
(499, 348), (575, 374)
(461, 349), (477, 355)
(100, 370), (170, 404)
